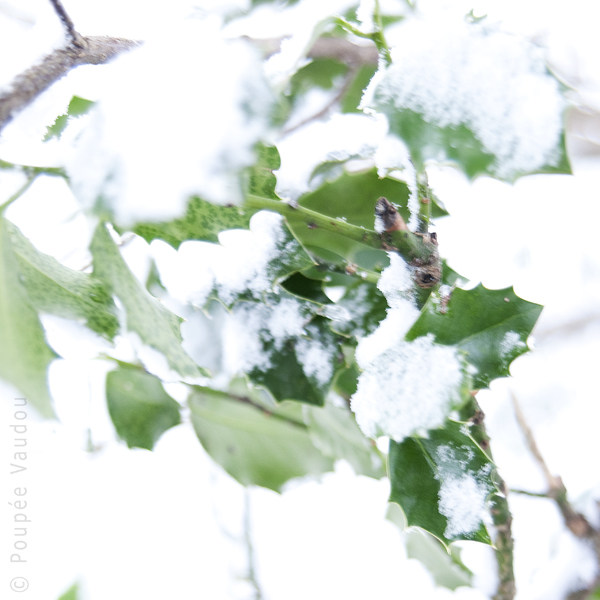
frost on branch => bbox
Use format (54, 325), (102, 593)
(67, 19), (273, 226)
(363, 17), (568, 180)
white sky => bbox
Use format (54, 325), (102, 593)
(1, 1), (600, 599)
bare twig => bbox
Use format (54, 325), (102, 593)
(48, 0), (84, 47)
(511, 391), (600, 599)
(283, 67), (357, 135)
(243, 489), (264, 600)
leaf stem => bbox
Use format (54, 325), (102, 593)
(373, 0), (392, 66)
(244, 194), (435, 263)
(0, 175), (37, 213)
(416, 171), (431, 234)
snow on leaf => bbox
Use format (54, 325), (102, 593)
(67, 19), (274, 226)
(90, 222), (201, 379)
(151, 211), (314, 309)
(221, 296), (340, 405)
(351, 334), (468, 442)
(6, 220), (119, 340)
(388, 420), (495, 547)
(363, 17), (570, 180)
(406, 284), (542, 388)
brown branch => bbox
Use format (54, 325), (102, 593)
(48, 0), (84, 47)
(0, 36), (140, 133)
(511, 391), (600, 599)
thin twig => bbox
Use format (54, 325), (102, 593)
(243, 489), (264, 600)
(283, 67), (357, 135)
(48, 0), (84, 47)
(511, 391), (600, 599)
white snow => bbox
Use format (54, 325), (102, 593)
(151, 211), (293, 307)
(500, 330), (526, 361)
(363, 16), (566, 179)
(355, 0), (376, 34)
(355, 252), (419, 367)
(66, 17), (273, 226)
(438, 473), (489, 538)
(295, 325), (334, 387)
(351, 335), (465, 441)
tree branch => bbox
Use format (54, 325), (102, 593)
(48, 0), (84, 47)
(0, 36), (140, 133)
(511, 391), (600, 599)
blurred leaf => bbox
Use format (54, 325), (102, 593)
(57, 583), (81, 600)
(133, 197), (255, 247)
(133, 143), (282, 247)
(389, 420), (495, 547)
(374, 84), (571, 180)
(290, 58), (348, 96)
(242, 142), (282, 200)
(189, 386), (333, 491)
(406, 284), (542, 388)
(288, 169), (407, 268)
(248, 314), (342, 406)
(441, 260), (468, 287)
(304, 402), (386, 478)
(0, 217), (56, 417)
(341, 64), (378, 113)
(329, 279), (387, 338)
(44, 95), (94, 141)
(91, 223), (201, 377)
(106, 364), (181, 450)
(7, 221), (119, 339)
(281, 271), (332, 304)
(404, 528), (473, 590)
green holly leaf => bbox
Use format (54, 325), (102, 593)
(106, 364), (181, 450)
(90, 223), (201, 378)
(132, 143), (282, 248)
(389, 420), (496, 547)
(57, 583), (81, 600)
(6, 221), (119, 340)
(0, 217), (56, 417)
(248, 314), (342, 406)
(133, 197), (255, 248)
(406, 285), (542, 388)
(189, 386), (334, 491)
(368, 25), (571, 181)
(44, 95), (95, 141)
(329, 279), (388, 338)
(304, 402), (386, 478)
(280, 271), (332, 305)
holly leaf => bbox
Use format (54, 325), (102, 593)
(189, 386), (334, 491)
(0, 217), (56, 417)
(133, 197), (255, 247)
(289, 169), (408, 269)
(90, 223), (201, 377)
(406, 284), (542, 388)
(132, 143), (282, 248)
(106, 364), (181, 450)
(280, 271), (332, 305)
(388, 420), (495, 547)
(6, 221), (119, 339)
(44, 95), (94, 141)
(304, 402), (386, 478)
(248, 315), (342, 406)
(369, 25), (571, 181)
(329, 279), (388, 338)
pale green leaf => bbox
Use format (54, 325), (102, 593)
(90, 223), (201, 377)
(189, 386), (334, 491)
(0, 217), (56, 417)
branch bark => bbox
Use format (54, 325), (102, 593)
(0, 35), (140, 133)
